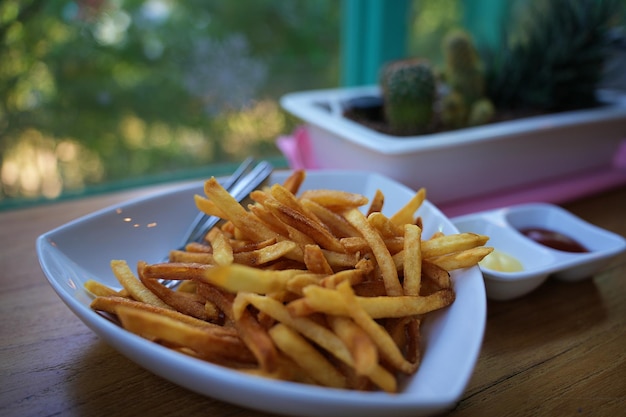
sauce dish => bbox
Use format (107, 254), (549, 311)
(452, 203), (626, 300)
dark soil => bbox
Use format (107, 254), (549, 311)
(342, 95), (563, 137)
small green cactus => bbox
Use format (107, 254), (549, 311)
(380, 58), (436, 135)
(440, 29), (493, 128)
(440, 90), (468, 129)
(443, 30), (485, 106)
(468, 98), (495, 126)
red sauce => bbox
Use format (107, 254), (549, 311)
(520, 228), (588, 253)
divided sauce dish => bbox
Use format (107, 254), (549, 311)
(452, 203), (626, 301)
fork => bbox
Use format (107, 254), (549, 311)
(160, 158), (273, 288)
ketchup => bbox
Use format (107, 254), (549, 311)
(520, 228), (588, 253)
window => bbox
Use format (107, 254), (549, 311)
(0, 0), (340, 208)
(1, 0), (549, 209)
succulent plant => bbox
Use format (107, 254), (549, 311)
(468, 98), (495, 126)
(440, 90), (468, 129)
(440, 29), (494, 129)
(380, 58), (436, 135)
(484, 0), (621, 111)
(442, 30), (486, 107)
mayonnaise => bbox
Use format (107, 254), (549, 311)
(479, 249), (523, 272)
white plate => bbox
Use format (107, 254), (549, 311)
(453, 203), (626, 301)
(37, 170), (486, 417)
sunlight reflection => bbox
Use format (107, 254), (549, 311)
(120, 114), (147, 148)
(0, 2), (340, 207)
(0, 129), (103, 200)
(223, 100), (286, 157)
(0, 99), (286, 202)
(93, 9), (131, 46)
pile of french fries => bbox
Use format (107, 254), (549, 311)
(86, 170), (492, 393)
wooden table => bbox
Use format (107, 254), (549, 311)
(1, 183), (625, 417)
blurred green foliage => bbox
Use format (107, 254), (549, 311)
(0, 0), (340, 206)
(1, 0), (480, 208)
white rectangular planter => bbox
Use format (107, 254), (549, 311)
(280, 85), (626, 205)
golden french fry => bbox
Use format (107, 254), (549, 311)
(344, 209), (403, 296)
(340, 236), (372, 254)
(366, 189), (385, 216)
(319, 248), (359, 269)
(285, 273), (324, 295)
(169, 250), (215, 264)
(297, 285), (455, 319)
(230, 237), (277, 253)
(405, 317), (422, 365)
(234, 293), (356, 369)
(183, 242), (212, 253)
(281, 169), (306, 195)
(352, 279), (387, 297)
(176, 280), (197, 293)
(110, 260), (173, 309)
(207, 227), (234, 265)
(368, 212), (403, 239)
(204, 299), (220, 319)
(283, 223), (317, 247)
(264, 198), (345, 253)
(391, 232), (490, 271)
(248, 203), (289, 236)
(84, 279), (118, 297)
(341, 236), (404, 255)
(403, 224), (422, 296)
(334, 281), (418, 374)
(421, 232), (490, 259)
(389, 187), (426, 226)
(116, 305), (255, 365)
(144, 263), (299, 295)
(203, 177), (277, 242)
(233, 240), (299, 266)
(429, 246), (494, 271)
(299, 189), (369, 210)
(303, 244), (334, 275)
(301, 198), (360, 238)
(422, 260), (452, 291)
(270, 183), (322, 225)
(249, 189), (271, 205)
(91, 295), (231, 330)
(328, 315), (378, 376)
(137, 261), (216, 321)
(193, 194), (228, 219)
(236, 306), (280, 372)
(269, 323), (347, 389)
(321, 268), (366, 289)
(196, 283), (280, 371)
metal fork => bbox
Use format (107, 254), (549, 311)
(160, 158), (273, 288)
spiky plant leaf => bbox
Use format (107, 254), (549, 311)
(485, 0), (622, 111)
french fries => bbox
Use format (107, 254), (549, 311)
(87, 169), (492, 392)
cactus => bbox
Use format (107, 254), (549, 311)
(468, 98), (495, 126)
(485, 0), (619, 111)
(441, 29), (491, 128)
(440, 90), (468, 129)
(380, 58), (436, 135)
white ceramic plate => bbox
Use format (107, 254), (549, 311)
(37, 170), (486, 417)
(453, 203), (626, 301)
